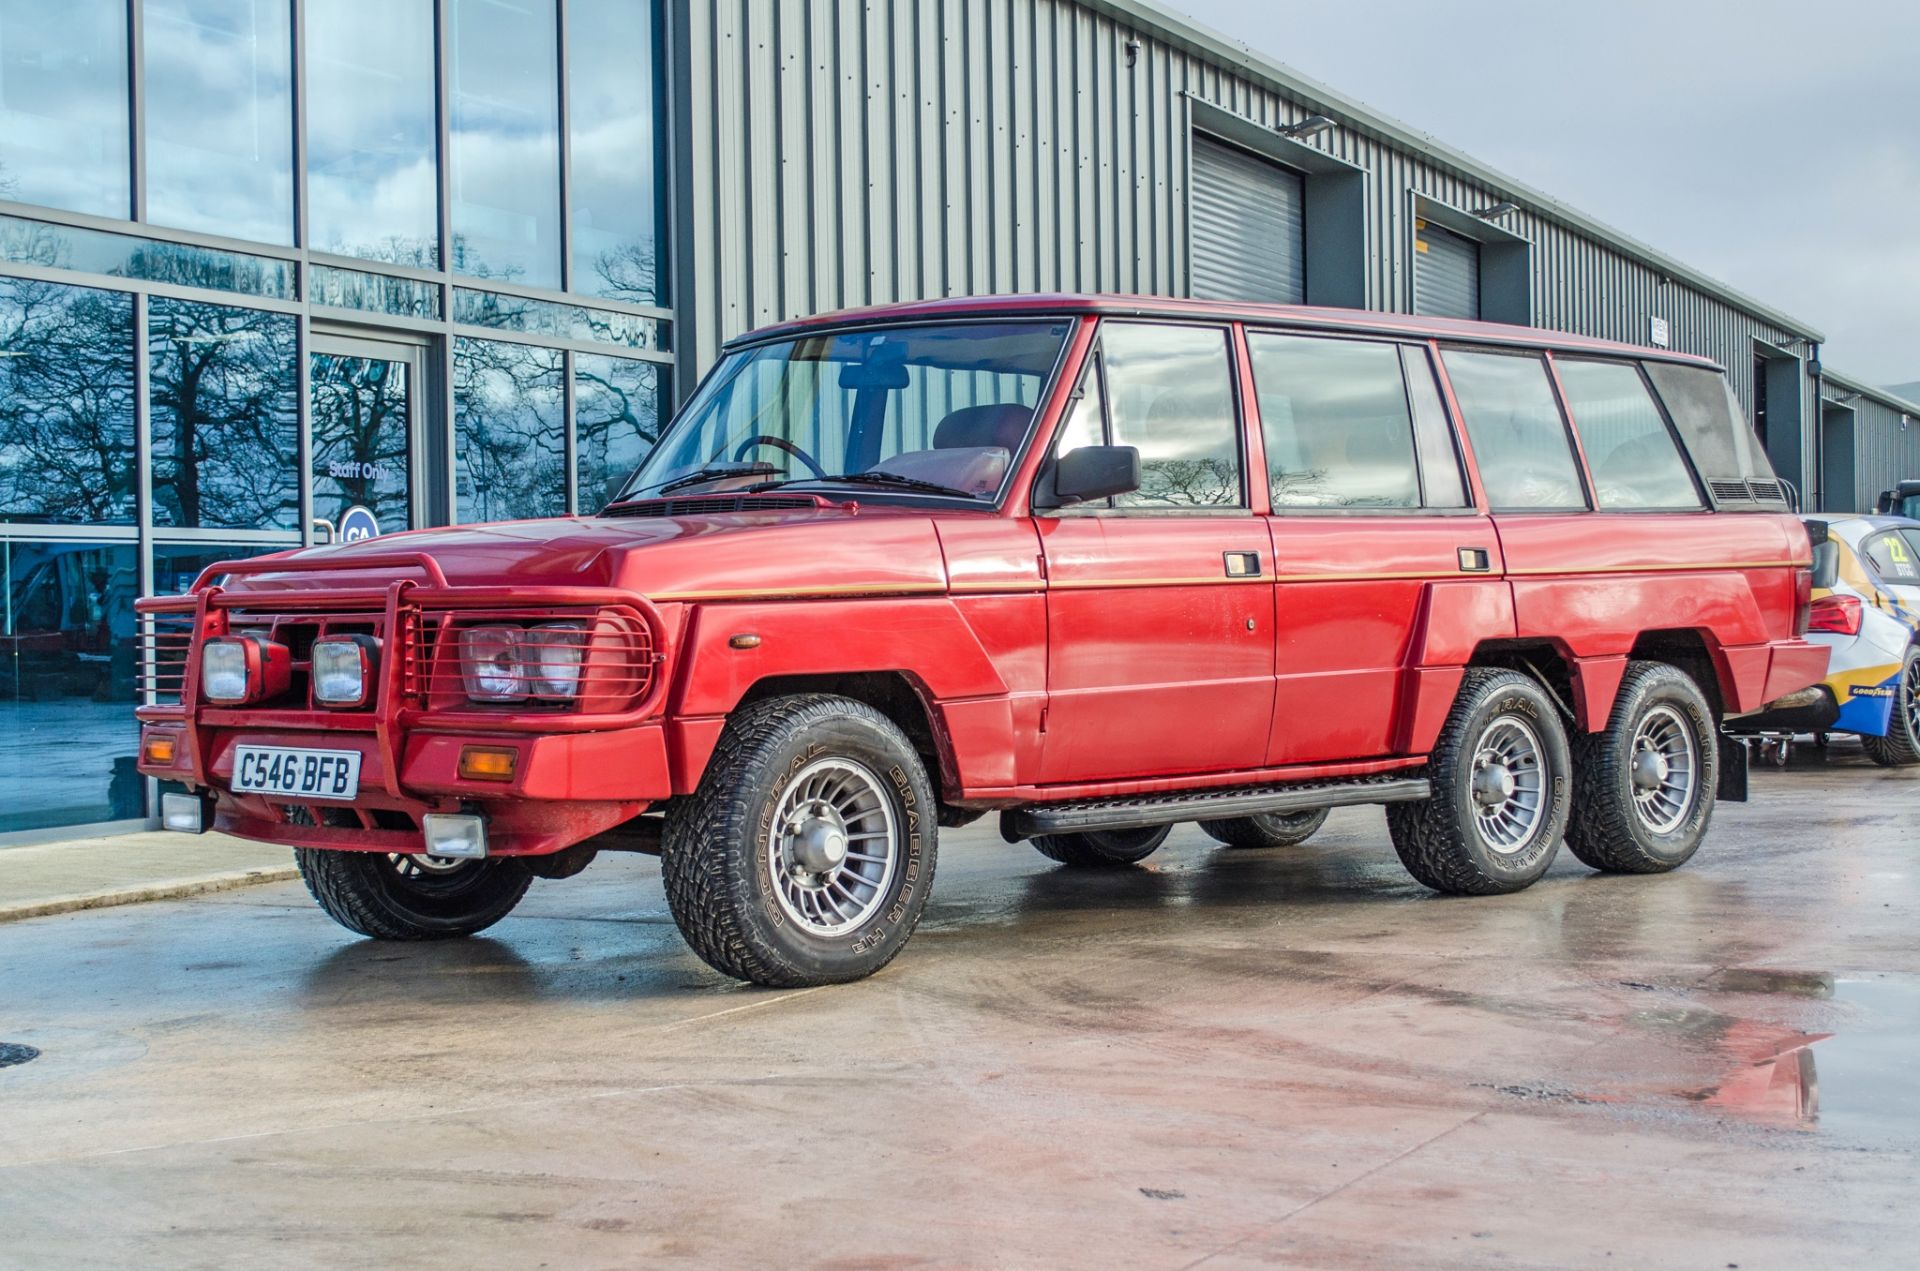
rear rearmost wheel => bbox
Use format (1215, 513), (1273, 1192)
(1567, 661), (1719, 874)
(1387, 669), (1571, 895)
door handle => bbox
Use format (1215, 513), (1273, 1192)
(1223, 551), (1262, 578)
(1457, 547), (1491, 573)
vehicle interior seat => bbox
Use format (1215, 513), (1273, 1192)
(864, 402), (1034, 495)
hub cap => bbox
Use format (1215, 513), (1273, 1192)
(1470, 715), (1546, 853)
(766, 757), (898, 936)
(1630, 704), (1698, 834)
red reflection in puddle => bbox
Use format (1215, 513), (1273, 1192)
(1700, 1019), (1831, 1124)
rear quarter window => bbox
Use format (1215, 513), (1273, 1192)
(1641, 361), (1775, 484)
(1440, 349), (1586, 511)
(1555, 358), (1703, 511)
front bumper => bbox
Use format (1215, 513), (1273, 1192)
(139, 722), (673, 855)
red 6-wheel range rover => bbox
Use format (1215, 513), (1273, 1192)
(137, 296), (1828, 987)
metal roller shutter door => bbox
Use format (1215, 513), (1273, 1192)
(1415, 221), (1480, 319)
(1190, 134), (1305, 304)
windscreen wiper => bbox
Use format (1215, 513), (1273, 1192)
(649, 462), (781, 495)
(811, 470), (981, 499)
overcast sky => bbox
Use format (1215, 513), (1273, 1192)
(1169, 0), (1919, 387)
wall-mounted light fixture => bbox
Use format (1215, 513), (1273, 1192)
(1277, 114), (1335, 141)
(1470, 200), (1520, 220)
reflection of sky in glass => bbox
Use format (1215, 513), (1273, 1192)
(143, 0), (294, 244)
(453, 337), (565, 522)
(0, 0), (130, 218)
(449, 0), (561, 289)
(307, 0), (438, 265)
(568, 0), (660, 304)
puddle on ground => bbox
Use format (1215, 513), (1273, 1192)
(1686, 970), (1920, 1139)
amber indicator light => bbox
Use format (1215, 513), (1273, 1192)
(728, 633), (762, 650)
(458, 746), (518, 782)
(142, 735), (177, 765)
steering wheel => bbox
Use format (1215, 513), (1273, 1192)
(726, 433), (828, 479)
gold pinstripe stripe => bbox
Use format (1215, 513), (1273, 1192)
(651, 559), (1810, 602)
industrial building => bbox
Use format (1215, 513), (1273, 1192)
(0, 0), (1912, 840)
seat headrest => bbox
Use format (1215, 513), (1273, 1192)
(933, 403), (1034, 452)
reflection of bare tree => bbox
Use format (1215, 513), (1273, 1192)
(1132, 458), (1241, 507)
(574, 355), (662, 508)
(311, 355), (410, 526)
(0, 219), (292, 297)
(453, 338), (566, 522)
(589, 239), (660, 306)
(148, 300), (299, 529)
(0, 277), (137, 523)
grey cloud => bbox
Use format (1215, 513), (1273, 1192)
(1170, 0), (1920, 384)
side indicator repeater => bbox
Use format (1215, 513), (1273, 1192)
(728, 633), (763, 650)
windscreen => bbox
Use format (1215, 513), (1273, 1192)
(619, 321), (1073, 502)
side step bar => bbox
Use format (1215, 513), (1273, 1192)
(1002, 774), (1432, 841)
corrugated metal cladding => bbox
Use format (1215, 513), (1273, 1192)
(1413, 222), (1479, 321)
(1188, 135), (1304, 304)
(670, 0), (1837, 499)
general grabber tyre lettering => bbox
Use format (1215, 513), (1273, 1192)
(1386, 668), (1572, 895)
(659, 694), (937, 987)
(296, 848), (533, 940)
(1199, 808), (1330, 849)
(1566, 660), (1720, 874)
(1861, 647), (1920, 768)
(1031, 824), (1172, 867)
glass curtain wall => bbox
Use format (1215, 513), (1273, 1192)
(0, 0), (670, 837)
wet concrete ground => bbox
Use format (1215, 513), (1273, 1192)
(2, 742), (1917, 1268)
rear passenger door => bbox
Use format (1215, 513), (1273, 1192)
(1035, 322), (1276, 783)
(1252, 333), (1500, 763)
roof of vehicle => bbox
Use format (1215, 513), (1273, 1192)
(728, 293), (1727, 370)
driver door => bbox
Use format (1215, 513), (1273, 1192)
(1035, 322), (1275, 784)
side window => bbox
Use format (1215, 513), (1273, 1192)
(1100, 322), (1244, 509)
(1440, 349), (1587, 511)
(1863, 531), (1920, 584)
(1402, 346), (1470, 508)
(1247, 333), (1420, 509)
(1555, 359), (1704, 511)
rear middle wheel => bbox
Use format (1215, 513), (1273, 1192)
(1387, 668), (1571, 895)
(1031, 824), (1171, 868)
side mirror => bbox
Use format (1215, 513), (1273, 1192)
(1036, 445), (1141, 509)
(1878, 490), (1896, 514)
(1803, 519), (1830, 548)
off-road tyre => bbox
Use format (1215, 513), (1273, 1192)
(1566, 661), (1719, 874)
(659, 694), (937, 987)
(1861, 648), (1920, 768)
(1031, 824), (1172, 867)
(296, 848), (533, 940)
(1199, 808), (1330, 849)
(1387, 668), (1572, 895)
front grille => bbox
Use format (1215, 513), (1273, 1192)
(138, 611), (197, 704)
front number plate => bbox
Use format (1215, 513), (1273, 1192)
(232, 745), (362, 801)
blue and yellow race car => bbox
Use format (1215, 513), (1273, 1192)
(1735, 515), (1920, 766)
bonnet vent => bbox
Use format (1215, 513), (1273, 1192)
(602, 494), (825, 519)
